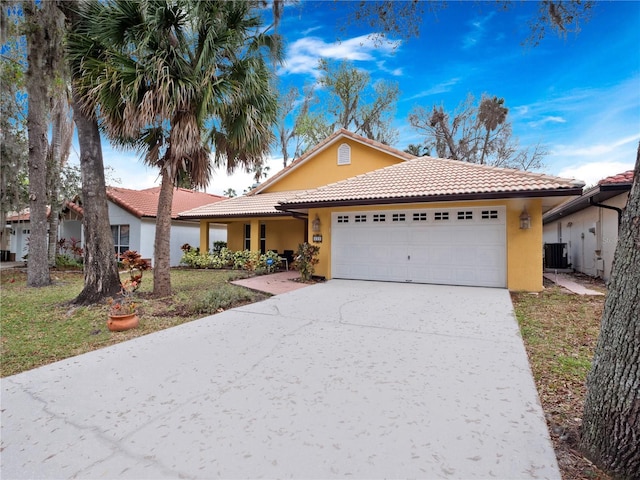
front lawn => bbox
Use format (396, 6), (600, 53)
(511, 280), (609, 480)
(0, 268), (268, 377)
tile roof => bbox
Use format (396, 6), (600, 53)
(598, 170), (635, 185)
(543, 170), (634, 223)
(250, 129), (416, 195)
(5, 209), (34, 222)
(107, 187), (226, 219)
(179, 190), (310, 218)
(280, 156), (585, 207)
(63, 200), (84, 216)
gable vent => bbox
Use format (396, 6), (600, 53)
(337, 143), (351, 165)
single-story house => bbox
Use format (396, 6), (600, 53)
(180, 129), (584, 291)
(6, 187), (227, 266)
(542, 170), (634, 281)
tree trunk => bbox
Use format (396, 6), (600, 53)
(581, 145), (640, 479)
(61, 0), (121, 305)
(153, 168), (174, 297)
(70, 92), (121, 305)
(47, 108), (62, 267)
(24, 0), (51, 287)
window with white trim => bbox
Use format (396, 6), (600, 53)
(413, 212), (427, 222)
(434, 212), (449, 221)
(337, 143), (351, 165)
(355, 214), (367, 223)
(373, 214), (386, 222)
(392, 213), (406, 222)
(337, 215), (349, 223)
(457, 211), (473, 220)
(111, 224), (130, 254)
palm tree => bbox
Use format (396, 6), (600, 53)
(68, 0), (280, 296)
(477, 96), (508, 165)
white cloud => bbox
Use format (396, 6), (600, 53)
(558, 161), (635, 187)
(376, 61), (403, 77)
(462, 12), (496, 50)
(406, 78), (461, 101)
(280, 34), (400, 77)
(553, 134), (640, 158)
(206, 156), (284, 196)
(302, 26), (322, 36)
(527, 116), (567, 128)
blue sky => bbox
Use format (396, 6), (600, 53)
(96, 1), (640, 194)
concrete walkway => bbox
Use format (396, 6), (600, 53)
(543, 272), (605, 296)
(231, 270), (310, 295)
(1, 281), (559, 479)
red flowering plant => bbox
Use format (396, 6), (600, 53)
(107, 278), (139, 316)
(119, 250), (151, 290)
(107, 250), (151, 316)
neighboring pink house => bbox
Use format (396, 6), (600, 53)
(5, 187), (227, 266)
(542, 170), (634, 281)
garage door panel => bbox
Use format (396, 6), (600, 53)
(332, 207), (506, 288)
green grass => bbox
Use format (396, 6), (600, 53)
(0, 268), (268, 377)
(512, 284), (609, 479)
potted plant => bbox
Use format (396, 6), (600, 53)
(106, 278), (140, 331)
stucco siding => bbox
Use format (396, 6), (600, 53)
(543, 192), (628, 280)
(263, 139), (404, 193)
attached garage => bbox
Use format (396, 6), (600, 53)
(331, 206), (506, 287)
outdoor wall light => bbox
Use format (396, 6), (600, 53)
(311, 214), (321, 233)
(519, 207), (531, 230)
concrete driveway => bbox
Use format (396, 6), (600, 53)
(1, 280), (559, 479)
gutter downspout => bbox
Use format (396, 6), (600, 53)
(589, 197), (623, 229)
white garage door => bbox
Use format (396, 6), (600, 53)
(331, 207), (506, 288)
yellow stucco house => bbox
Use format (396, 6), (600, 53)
(180, 130), (584, 291)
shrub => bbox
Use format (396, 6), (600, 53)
(180, 247), (283, 273)
(259, 250), (282, 273)
(189, 284), (256, 314)
(180, 247), (203, 268)
(293, 242), (320, 282)
(55, 253), (83, 269)
(212, 241), (227, 253)
(119, 250), (151, 290)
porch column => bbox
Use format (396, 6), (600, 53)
(250, 219), (260, 251)
(199, 220), (209, 253)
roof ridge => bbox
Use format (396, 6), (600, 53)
(421, 156), (583, 185)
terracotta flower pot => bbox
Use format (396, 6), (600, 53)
(107, 313), (139, 332)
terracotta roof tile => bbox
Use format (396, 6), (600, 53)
(251, 129), (416, 194)
(179, 190), (309, 218)
(63, 200), (84, 216)
(107, 187), (226, 219)
(280, 157), (584, 206)
(598, 170), (635, 185)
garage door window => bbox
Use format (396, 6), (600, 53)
(373, 214), (386, 222)
(482, 210), (499, 219)
(337, 215), (349, 223)
(413, 212), (427, 222)
(457, 211), (473, 220)
(355, 214), (367, 223)
(434, 212), (449, 221)
(392, 213), (406, 222)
